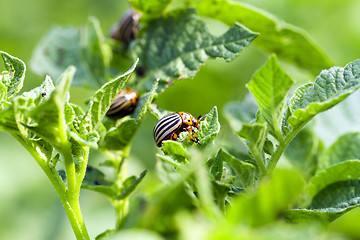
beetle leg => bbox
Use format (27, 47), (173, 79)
(192, 128), (200, 144)
(170, 132), (178, 141)
(185, 126), (194, 141)
(186, 126), (199, 144)
(192, 128), (199, 140)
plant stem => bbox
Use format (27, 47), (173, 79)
(273, 111), (285, 146)
(13, 134), (90, 240)
(267, 122), (308, 174)
(252, 147), (267, 175)
(103, 146), (131, 228)
(113, 199), (129, 229)
(75, 147), (90, 238)
(60, 144), (90, 240)
(62, 144), (77, 203)
(217, 196), (226, 214)
(61, 199), (89, 240)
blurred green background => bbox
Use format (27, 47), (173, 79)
(1, 0), (360, 239)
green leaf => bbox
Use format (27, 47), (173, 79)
(68, 136), (85, 160)
(131, 170), (196, 231)
(237, 122), (267, 153)
(286, 174), (360, 223)
(287, 179), (360, 223)
(19, 76), (55, 106)
(68, 103), (99, 148)
(318, 133), (360, 171)
(223, 96), (258, 132)
(100, 118), (138, 151)
(31, 17), (110, 88)
(115, 170), (147, 200)
(247, 55), (293, 138)
(81, 166), (116, 198)
(70, 130), (100, 149)
(216, 149), (256, 188)
(309, 179), (360, 210)
(0, 105), (18, 133)
(28, 138), (55, 165)
(237, 122), (268, 173)
(4, 75), (56, 136)
(0, 81), (7, 108)
(162, 141), (187, 158)
(64, 100), (76, 125)
(133, 79), (159, 122)
(0, 73), (58, 161)
(307, 160), (360, 198)
(129, 0), (171, 16)
(285, 59), (360, 131)
(83, 166), (110, 186)
(31, 27), (86, 83)
(0, 51), (26, 101)
(212, 179), (231, 205)
(194, 0), (333, 74)
(284, 124), (322, 179)
(157, 141), (188, 165)
(82, 17), (110, 87)
(285, 208), (352, 223)
(198, 106), (220, 146)
(330, 208), (360, 239)
(79, 59), (138, 139)
(26, 67), (74, 147)
(181, 217), (342, 240)
(148, 103), (171, 120)
(227, 168), (304, 226)
(132, 8), (258, 91)
(207, 151), (224, 182)
(156, 154), (185, 168)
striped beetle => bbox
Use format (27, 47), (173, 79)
(110, 9), (141, 46)
(153, 112), (206, 147)
(106, 88), (139, 119)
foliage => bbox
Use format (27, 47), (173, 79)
(1, 0), (360, 239)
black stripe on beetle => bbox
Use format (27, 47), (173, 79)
(110, 9), (141, 46)
(106, 88), (139, 119)
(153, 112), (203, 147)
(153, 113), (179, 138)
(153, 113), (182, 146)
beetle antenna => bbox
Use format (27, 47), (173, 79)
(198, 114), (207, 121)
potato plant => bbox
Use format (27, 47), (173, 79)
(1, 0), (360, 239)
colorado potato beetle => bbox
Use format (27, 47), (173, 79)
(153, 112), (206, 147)
(110, 9), (141, 46)
(106, 88), (139, 119)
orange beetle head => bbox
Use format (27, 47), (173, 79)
(179, 112), (199, 128)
